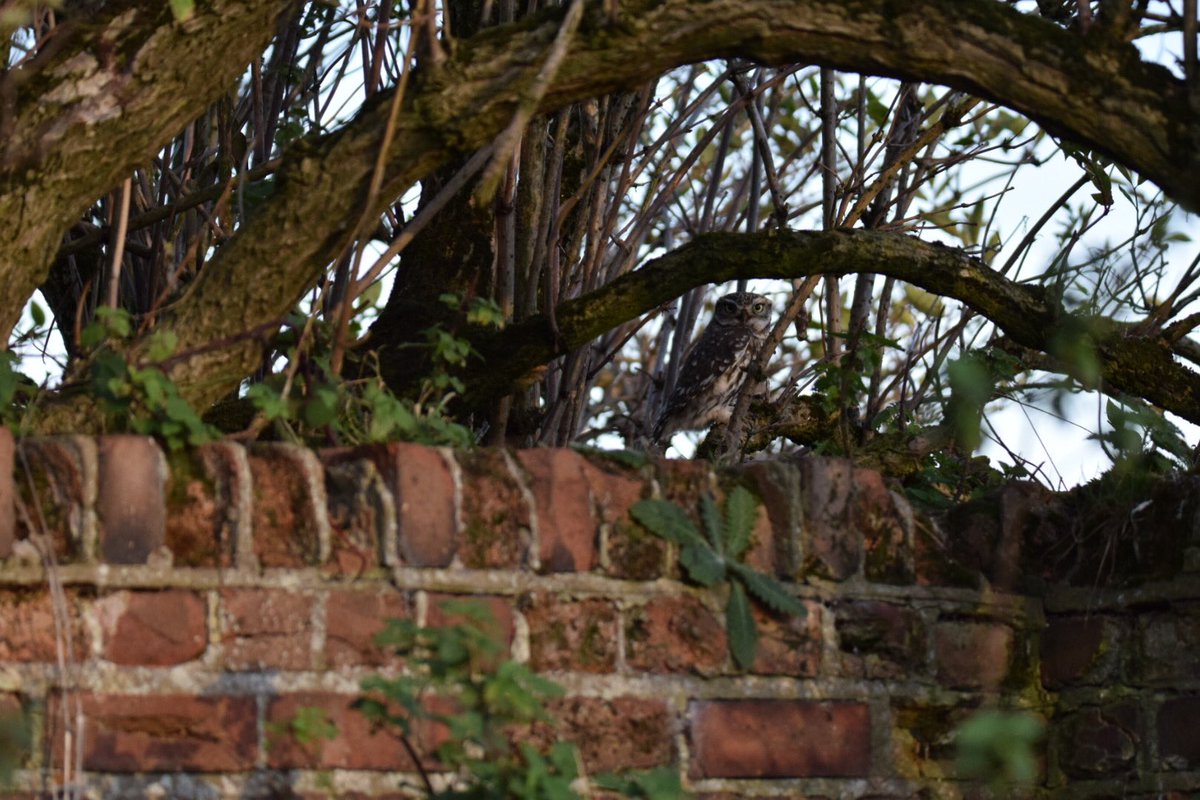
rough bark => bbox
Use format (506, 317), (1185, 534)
(0, 0), (296, 338)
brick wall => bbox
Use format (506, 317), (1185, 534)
(0, 431), (1198, 798)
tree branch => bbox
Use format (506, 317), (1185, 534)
(26, 0), (1200, 427)
(459, 229), (1200, 425)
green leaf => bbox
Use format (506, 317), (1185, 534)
(303, 386), (339, 427)
(679, 542), (725, 586)
(725, 581), (758, 670)
(145, 330), (178, 362)
(630, 499), (701, 545)
(698, 494), (724, 554)
(29, 301), (44, 328)
(723, 486), (757, 559)
(169, 0), (194, 21)
(247, 383), (290, 420)
(728, 562), (807, 617)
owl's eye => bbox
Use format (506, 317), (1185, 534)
(752, 302), (766, 314)
(718, 300), (735, 313)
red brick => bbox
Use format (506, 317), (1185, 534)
(323, 458), (389, 575)
(752, 601), (822, 677)
(740, 460), (803, 579)
(95, 590), (206, 666)
(935, 621), (1013, 690)
(0, 428), (12, 559)
(14, 437), (94, 561)
(626, 595), (726, 674)
(324, 588), (410, 668)
(248, 444), (326, 567)
(1041, 615), (1106, 688)
(348, 442), (458, 567)
(220, 589), (315, 670)
(689, 700), (870, 778)
(164, 443), (243, 568)
(578, 457), (658, 580)
(49, 694), (256, 772)
(1159, 695), (1200, 769)
(836, 600), (926, 680)
(517, 449), (598, 573)
(266, 692), (444, 770)
(0, 590), (86, 662)
(799, 458), (861, 580)
(457, 449), (531, 568)
(97, 436), (166, 564)
(530, 697), (672, 772)
(525, 594), (619, 673)
(856, 468), (914, 584)
(1060, 703), (1137, 777)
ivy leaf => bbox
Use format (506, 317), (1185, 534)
(729, 561), (807, 617)
(303, 386), (339, 427)
(723, 486), (757, 559)
(699, 494), (724, 554)
(630, 499), (701, 546)
(726, 581), (758, 670)
(169, 0), (195, 21)
(679, 542), (725, 587)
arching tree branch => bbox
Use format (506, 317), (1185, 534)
(458, 230), (1200, 425)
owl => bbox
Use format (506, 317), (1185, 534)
(651, 291), (772, 444)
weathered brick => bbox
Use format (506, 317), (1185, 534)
(163, 445), (239, 567)
(266, 692), (442, 770)
(531, 697), (672, 772)
(220, 589), (315, 670)
(1158, 695), (1200, 769)
(334, 442), (458, 567)
(457, 449), (531, 568)
(97, 436), (166, 564)
(13, 436), (95, 561)
(1141, 608), (1200, 683)
(626, 595), (726, 674)
(1059, 703), (1138, 778)
(689, 700), (870, 778)
(836, 600), (926, 680)
(0, 693), (29, 771)
(517, 449), (598, 573)
(95, 590), (206, 666)
(740, 460), (802, 579)
(50, 694), (256, 772)
(799, 457), (861, 580)
(892, 702), (980, 774)
(856, 468), (915, 584)
(248, 444), (327, 567)
(913, 519), (980, 590)
(935, 620), (1013, 690)
(0, 589), (86, 662)
(1041, 615), (1108, 688)
(324, 588), (409, 668)
(578, 456), (657, 580)
(525, 594), (619, 673)
(0, 428), (13, 559)
(752, 601), (822, 677)
(322, 457), (391, 575)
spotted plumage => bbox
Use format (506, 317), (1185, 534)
(652, 291), (772, 444)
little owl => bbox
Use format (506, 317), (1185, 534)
(652, 291), (772, 444)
